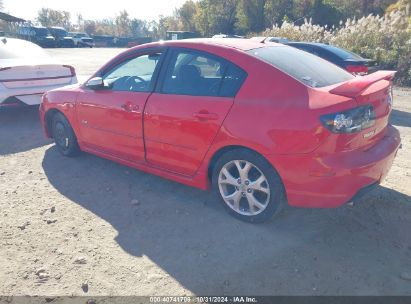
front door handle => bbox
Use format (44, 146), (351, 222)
(193, 111), (219, 121)
(121, 102), (139, 113)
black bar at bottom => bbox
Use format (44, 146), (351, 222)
(1, 296), (411, 304)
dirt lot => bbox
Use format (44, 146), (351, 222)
(0, 49), (411, 296)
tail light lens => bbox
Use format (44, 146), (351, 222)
(63, 65), (76, 76)
(346, 65), (368, 75)
(320, 105), (375, 134)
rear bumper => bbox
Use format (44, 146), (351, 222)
(268, 125), (401, 208)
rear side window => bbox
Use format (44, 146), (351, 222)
(248, 46), (354, 88)
(220, 64), (247, 97)
(161, 49), (247, 97)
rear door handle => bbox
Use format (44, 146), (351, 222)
(193, 111), (219, 121)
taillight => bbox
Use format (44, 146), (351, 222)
(63, 65), (76, 76)
(320, 105), (375, 133)
(346, 65), (368, 75)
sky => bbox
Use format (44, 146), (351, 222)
(3, 0), (190, 22)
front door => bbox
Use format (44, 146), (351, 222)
(144, 48), (247, 175)
(77, 50), (164, 162)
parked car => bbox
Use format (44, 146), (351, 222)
(284, 42), (377, 75)
(17, 26), (55, 48)
(166, 31), (198, 40)
(39, 38), (400, 223)
(69, 32), (94, 48)
(48, 27), (75, 48)
(212, 34), (245, 39)
(0, 37), (77, 107)
(251, 36), (290, 44)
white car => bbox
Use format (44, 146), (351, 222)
(69, 32), (94, 48)
(0, 37), (77, 107)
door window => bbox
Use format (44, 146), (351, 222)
(161, 50), (246, 97)
(103, 52), (162, 92)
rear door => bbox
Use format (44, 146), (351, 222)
(144, 48), (247, 176)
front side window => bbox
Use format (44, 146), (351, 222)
(248, 46), (354, 88)
(161, 49), (246, 97)
(103, 53), (162, 92)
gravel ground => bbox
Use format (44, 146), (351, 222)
(0, 49), (410, 296)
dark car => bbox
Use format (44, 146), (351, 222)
(212, 34), (245, 39)
(166, 31), (198, 40)
(285, 42), (377, 75)
(251, 36), (290, 44)
(17, 26), (55, 48)
(48, 27), (75, 48)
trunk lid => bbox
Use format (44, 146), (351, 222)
(0, 64), (75, 89)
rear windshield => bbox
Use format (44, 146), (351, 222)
(0, 39), (51, 59)
(247, 46), (354, 88)
(324, 45), (363, 60)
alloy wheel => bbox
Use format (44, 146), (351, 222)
(218, 160), (270, 216)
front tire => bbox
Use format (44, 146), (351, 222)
(212, 149), (286, 223)
(51, 112), (80, 157)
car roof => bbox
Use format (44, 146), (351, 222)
(146, 38), (279, 52)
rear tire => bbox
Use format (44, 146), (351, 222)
(51, 112), (80, 157)
(212, 149), (286, 223)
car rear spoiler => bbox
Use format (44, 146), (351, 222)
(329, 70), (396, 98)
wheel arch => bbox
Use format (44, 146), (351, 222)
(44, 108), (67, 138)
(207, 145), (267, 182)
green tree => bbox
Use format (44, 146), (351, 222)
(195, 0), (238, 36)
(177, 0), (198, 31)
(130, 19), (150, 37)
(157, 15), (180, 39)
(115, 10), (131, 37)
(236, 0), (267, 33)
(37, 8), (71, 28)
(264, 0), (299, 28)
(325, 0), (398, 20)
(83, 20), (96, 35)
(311, 0), (343, 26)
(76, 14), (84, 31)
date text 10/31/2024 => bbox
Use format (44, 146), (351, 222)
(149, 297), (258, 303)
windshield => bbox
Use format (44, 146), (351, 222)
(51, 28), (68, 37)
(0, 38), (51, 60)
(248, 46), (354, 88)
(34, 28), (49, 37)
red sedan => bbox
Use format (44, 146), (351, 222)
(40, 39), (401, 223)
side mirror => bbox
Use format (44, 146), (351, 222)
(86, 77), (104, 90)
